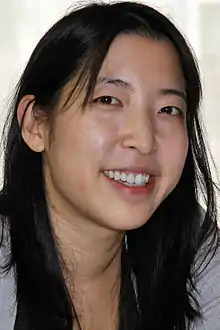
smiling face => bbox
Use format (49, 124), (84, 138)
(41, 34), (188, 233)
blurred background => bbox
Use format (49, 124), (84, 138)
(0, 0), (219, 185)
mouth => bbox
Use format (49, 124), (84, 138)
(104, 170), (150, 186)
(103, 170), (154, 195)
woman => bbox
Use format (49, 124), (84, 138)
(0, 1), (219, 329)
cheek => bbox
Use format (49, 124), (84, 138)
(51, 114), (116, 173)
(176, 126), (189, 163)
(173, 139), (188, 173)
(80, 113), (120, 160)
(160, 122), (188, 173)
(85, 120), (110, 153)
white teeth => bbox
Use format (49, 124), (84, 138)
(114, 171), (120, 181)
(127, 173), (135, 184)
(120, 172), (127, 182)
(109, 170), (114, 179)
(103, 170), (151, 186)
(135, 173), (143, 185)
(145, 174), (150, 183)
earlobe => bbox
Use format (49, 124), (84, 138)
(17, 95), (46, 153)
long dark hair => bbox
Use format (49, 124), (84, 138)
(0, 2), (219, 329)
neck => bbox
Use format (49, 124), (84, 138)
(51, 211), (124, 330)
(51, 209), (124, 288)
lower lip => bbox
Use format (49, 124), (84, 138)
(104, 175), (154, 196)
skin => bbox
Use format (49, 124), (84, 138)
(18, 34), (188, 330)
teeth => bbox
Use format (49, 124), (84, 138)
(127, 173), (135, 184)
(114, 171), (120, 181)
(120, 172), (127, 182)
(104, 170), (151, 186)
(145, 174), (150, 183)
(135, 173), (142, 185)
(109, 170), (114, 179)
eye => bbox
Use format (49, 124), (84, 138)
(158, 106), (183, 116)
(93, 95), (121, 106)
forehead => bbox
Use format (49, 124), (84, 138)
(98, 34), (185, 90)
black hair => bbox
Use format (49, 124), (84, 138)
(0, 2), (219, 329)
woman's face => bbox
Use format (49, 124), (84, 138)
(43, 34), (188, 232)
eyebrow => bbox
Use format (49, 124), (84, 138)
(96, 77), (135, 91)
(159, 88), (187, 102)
(96, 77), (186, 102)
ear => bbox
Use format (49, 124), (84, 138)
(17, 95), (46, 152)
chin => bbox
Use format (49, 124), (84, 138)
(102, 207), (155, 232)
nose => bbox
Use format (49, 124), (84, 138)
(121, 112), (156, 154)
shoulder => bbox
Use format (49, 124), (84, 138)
(0, 236), (16, 330)
(192, 235), (220, 329)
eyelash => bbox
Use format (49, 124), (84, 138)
(158, 106), (184, 116)
(93, 96), (184, 116)
(93, 95), (121, 106)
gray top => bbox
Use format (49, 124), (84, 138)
(0, 242), (16, 330)
(0, 241), (220, 330)
(191, 245), (220, 329)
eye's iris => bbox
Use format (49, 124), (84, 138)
(93, 95), (121, 107)
(99, 96), (114, 104)
(160, 106), (180, 115)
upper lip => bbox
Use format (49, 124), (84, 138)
(103, 166), (160, 176)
